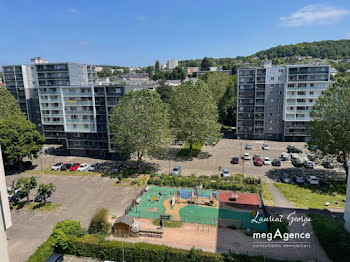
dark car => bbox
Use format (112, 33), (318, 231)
(272, 158), (281, 166)
(22, 161), (33, 170)
(60, 163), (72, 171)
(292, 158), (303, 167)
(231, 157), (239, 164)
(322, 161), (334, 169)
(111, 163), (123, 173)
(47, 253), (64, 262)
(294, 175), (305, 185)
(280, 173), (291, 183)
(34, 195), (45, 203)
(288, 147), (303, 153)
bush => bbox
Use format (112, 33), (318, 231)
(27, 236), (56, 262)
(88, 208), (111, 235)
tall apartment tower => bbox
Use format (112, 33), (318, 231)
(167, 59), (178, 70)
(236, 64), (330, 141)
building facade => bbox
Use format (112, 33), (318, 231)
(236, 64), (330, 141)
(167, 59), (178, 70)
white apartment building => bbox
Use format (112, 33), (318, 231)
(167, 59), (178, 70)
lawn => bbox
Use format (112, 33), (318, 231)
(24, 168), (102, 177)
(12, 201), (61, 212)
(275, 181), (346, 209)
(176, 142), (203, 157)
(261, 182), (274, 206)
(309, 214), (350, 262)
(152, 219), (183, 228)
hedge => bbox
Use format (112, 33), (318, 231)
(88, 208), (110, 234)
(27, 235), (56, 262)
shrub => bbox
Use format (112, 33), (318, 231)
(88, 208), (111, 235)
(27, 236), (56, 262)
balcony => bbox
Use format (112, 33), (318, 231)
(64, 110), (94, 115)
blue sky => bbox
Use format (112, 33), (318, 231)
(1, 0), (350, 67)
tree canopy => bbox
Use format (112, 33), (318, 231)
(218, 76), (237, 126)
(0, 88), (25, 119)
(170, 80), (221, 155)
(109, 89), (171, 162)
(156, 79), (174, 104)
(201, 57), (213, 71)
(16, 176), (37, 203)
(307, 78), (350, 181)
(200, 72), (231, 104)
(38, 183), (56, 203)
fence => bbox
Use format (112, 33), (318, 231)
(124, 186), (146, 215)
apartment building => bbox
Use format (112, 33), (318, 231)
(167, 59), (178, 70)
(236, 64), (330, 141)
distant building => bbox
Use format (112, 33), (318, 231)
(186, 67), (199, 76)
(95, 66), (103, 72)
(345, 69), (350, 75)
(167, 59), (178, 70)
(30, 57), (48, 64)
(345, 162), (350, 232)
(166, 80), (182, 87)
(236, 64), (330, 141)
(97, 76), (111, 85)
(160, 64), (167, 71)
(330, 68), (337, 76)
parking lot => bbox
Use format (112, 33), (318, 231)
(5, 175), (141, 262)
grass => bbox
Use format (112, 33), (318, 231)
(23, 168), (102, 177)
(176, 142), (203, 157)
(261, 182), (274, 206)
(152, 219), (183, 228)
(309, 214), (350, 262)
(274, 181), (346, 209)
(12, 201), (61, 212)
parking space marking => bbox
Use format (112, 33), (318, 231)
(26, 212), (40, 223)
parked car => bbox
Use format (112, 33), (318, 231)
(23, 161), (33, 170)
(254, 158), (263, 166)
(221, 169), (230, 177)
(280, 152), (290, 161)
(243, 153), (251, 160)
(262, 144), (270, 150)
(69, 163), (81, 171)
(51, 162), (64, 171)
(292, 158), (303, 167)
(172, 140), (184, 146)
(60, 163), (72, 171)
(280, 173), (291, 183)
(287, 144), (295, 151)
(322, 161), (334, 169)
(111, 163), (123, 173)
(88, 163), (99, 171)
(47, 253), (64, 262)
(291, 153), (300, 160)
(307, 153), (316, 161)
(245, 144), (253, 150)
(171, 166), (181, 175)
(231, 157), (239, 164)
(319, 180), (331, 187)
(303, 160), (314, 169)
(288, 147), (303, 153)
(253, 154), (261, 161)
(306, 175), (319, 185)
(294, 175), (305, 185)
(77, 163), (89, 171)
(263, 157), (271, 165)
(34, 194), (45, 203)
(272, 158), (281, 166)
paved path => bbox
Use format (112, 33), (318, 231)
(268, 183), (295, 208)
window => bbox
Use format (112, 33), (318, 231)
(270, 99), (273, 102)
(271, 77), (274, 80)
(310, 91), (314, 95)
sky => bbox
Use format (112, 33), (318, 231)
(1, 0), (350, 67)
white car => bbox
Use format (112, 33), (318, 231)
(51, 162), (63, 171)
(88, 163), (99, 171)
(221, 169), (230, 177)
(306, 175), (319, 185)
(243, 153), (251, 160)
(77, 163), (89, 171)
(291, 153), (299, 160)
(262, 144), (270, 150)
(263, 157), (271, 165)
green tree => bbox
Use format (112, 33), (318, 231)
(156, 79), (174, 103)
(88, 208), (110, 235)
(0, 115), (44, 169)
(110, 89), (171, 163)
(155, 60), (160, 72)
(146, 66), (153, 77)
(38, 183), (56, 203)
(200, 72), (230, 104)
(16, 176), (37, 203)
(308, 78), (350, 182)
(170, 80), (222, 155)
(218, 76), (237, 125)
(0, 88), (24, 119)
(201, 57), (213, 71)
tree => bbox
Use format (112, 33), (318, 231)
(110, 89), (171, 163)
(307, 78), (350, 182)
(88, 208), (110, 234)
(0, 88), (25, 119)
(156, 79), (174, 103)
(146, 66), (153, 77)
(16, 176), (37, 203)
(0, 115), (44, 169)
(200, 72), (230, 104)
(170, 80), (222, 155)
(201, 57), (213, 71)
(155, 60), (160, 72)
(218, 76), (237, 125)
(38, 183), (56, 203)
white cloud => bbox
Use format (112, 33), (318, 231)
(136, 16), (145, 21)
(79, 41), (89, 46)
(280, 4), (349, 27)
(67, 8), (78, 14)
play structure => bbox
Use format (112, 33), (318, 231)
(127, 186), (268, 231)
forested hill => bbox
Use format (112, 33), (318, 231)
(254, 40), (350, 60)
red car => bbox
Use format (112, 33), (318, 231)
(254, 158), (263, 166)
(69, 163), (81, 171)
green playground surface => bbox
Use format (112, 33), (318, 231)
(128, 186), (268, 231)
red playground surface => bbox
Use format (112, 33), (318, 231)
(217, 191), (260, 210)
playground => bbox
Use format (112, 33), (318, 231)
(127, 186), (268, 231)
